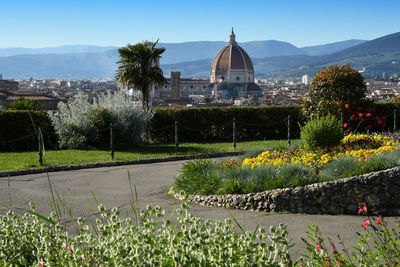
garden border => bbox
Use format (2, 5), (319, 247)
(171, 166), (400, 216)
(0, 151), (245, 177)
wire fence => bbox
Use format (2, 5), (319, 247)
(2, 108), (400, 166)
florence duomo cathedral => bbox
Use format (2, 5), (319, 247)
(154, 29), (261, 101)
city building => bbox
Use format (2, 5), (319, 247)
(0, 77), (18, 90)
(301, 75), (310, 85)
(154, 29), (261, 103)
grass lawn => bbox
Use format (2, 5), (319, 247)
(0, 139), (299, 172)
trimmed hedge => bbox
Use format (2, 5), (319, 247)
(144, 106), (305, 143)
(0, 110), (57, 151)
(1, 103), (399, 151)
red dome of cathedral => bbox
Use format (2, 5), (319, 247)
(210, 29), (254, 84)
(211, 29), (254, 74)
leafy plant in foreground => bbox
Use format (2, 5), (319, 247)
(300, 114), (343, 148)
(0, 202), (294, 266)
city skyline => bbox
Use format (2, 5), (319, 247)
(1, 0), (399, 48)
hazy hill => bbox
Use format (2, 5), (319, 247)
(262, 32), (400, 77)
(161, 32), (400, 78)
(299, 39), (365, 56)
(4, 32), (400, 79)
(0, 45), (118, 57)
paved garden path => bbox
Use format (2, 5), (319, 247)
(1, 159), (398, 258)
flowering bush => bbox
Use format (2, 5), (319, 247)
(243, 133), (400, 171)
(1, 200), (399, 265)
(301, 204), (400, 266)
(0, 202), (294, 266)
(48, 91), (154, 149)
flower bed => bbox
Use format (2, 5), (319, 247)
(242, 133), (399, 171)
(173, 133), (400, 196)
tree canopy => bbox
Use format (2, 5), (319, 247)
(5, 97), (42, 110)
(303, 64), (366, 118)
(115, 40), (166, 109)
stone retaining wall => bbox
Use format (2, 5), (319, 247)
(172, 166), (400, 215)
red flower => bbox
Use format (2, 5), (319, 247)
(358, 203), (367, 214)
(345, 104), (350, 109)
(382, 116), (387, 121)
(357, 106), (362, 111)
(343, 123), (348, 128)
(376, 215), (382, 224)
(377, 119), (383, 125)
(366, 113), (371, 118)
(349, 131), (353, 135)
(350, 114), (356, 120)
(316, 244), (320, 251)
(375, 115), (380, 120)
(362, 218), (370, 229)
(367, 124), (372, 129)
(358, 113), (363, 117)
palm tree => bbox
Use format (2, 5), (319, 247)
(115, 40), (166, 109)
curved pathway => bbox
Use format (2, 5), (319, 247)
(1, 159), (397, 258)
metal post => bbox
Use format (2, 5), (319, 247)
(394, 109), (397, 132)
(233, 117), (237, 150)
(287, 115), (291, 146)
(38, 127), (43, 166)
(340, 112), (344, 135)
(175, 120), (179, 154)
(110, 123), (114, 160)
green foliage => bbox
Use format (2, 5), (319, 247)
(174, 159), (221, 195)
(0, 203), (294, 266)
(320, 151), (399, 179)
(48, 91), (154, 149)
(5, 97), (42, 110)
(301, 218), (400, 266)
(300, 114), (343, 148)
(320, 156), (358, 179)
(303, 64), (367, 118)
(174, 159), (318, 195)
(145, 105), (305, 143)
(0, 110), (56, 151)
(115, 40), (166, 109)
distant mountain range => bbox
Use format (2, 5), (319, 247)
(162, 32), (400, 78)
(0, 33), (399, 79)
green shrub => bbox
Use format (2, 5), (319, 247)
(48, 91), (154, 149)
(174, 159), (221, 195)
(144, 106), (305, 143)
(0, 110), (57, 151)
(320, 156), (358, 179)
(5, 97), (42, 110)
(0, 203), (294, 266)
(300, 114), (343, 148)
(175, 159), (320, 195)
(277, 164), (316, 187)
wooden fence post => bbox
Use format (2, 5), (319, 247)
(233, 117), (237, 149)
(38, 127), (43, 166)
(287, 115), (291, 146)
(110, 123), (114, 160)
(175, 120), (179, 154)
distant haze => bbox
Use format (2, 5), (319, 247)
(3, 33), (400, 79)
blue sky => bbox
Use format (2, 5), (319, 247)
(1, 0), (399, 48)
